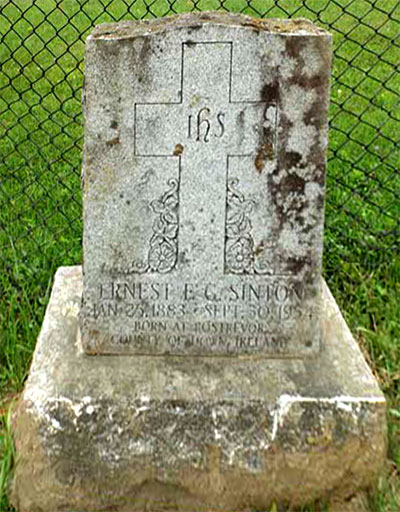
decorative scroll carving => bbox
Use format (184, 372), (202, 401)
(224, 178), (256, 274)
(124, 178), (179, 275)
(147, 178), (179, 273)
(224, 179), (273, 275)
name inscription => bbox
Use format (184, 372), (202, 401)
(98, 281), (302, 303)
(85, 279), (317, 353)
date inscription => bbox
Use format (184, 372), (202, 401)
(86, 280), (316, 354)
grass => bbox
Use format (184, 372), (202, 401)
(0, 0), (399, 511)
(0, 403), (14, 512)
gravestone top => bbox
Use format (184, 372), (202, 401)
(80, 12), (331, 356)
(90, 12), (327, 39)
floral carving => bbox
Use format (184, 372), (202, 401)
(147, 178), (179, 273)
(224, 179), (256, 274)
(224, 178), (274, 275)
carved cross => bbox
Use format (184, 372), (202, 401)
(134, 41), (277, 276)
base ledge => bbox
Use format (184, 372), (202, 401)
(11, 266), (387, 511)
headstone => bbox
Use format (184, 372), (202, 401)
(11, 13), (387, 512)
(80, 13), (330, 356)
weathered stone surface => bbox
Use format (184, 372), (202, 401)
(80, 12), (332, 356)
(12, 266), (387, 512)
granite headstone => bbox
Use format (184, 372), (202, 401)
(80, 13), (331, 356)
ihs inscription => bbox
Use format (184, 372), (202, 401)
(188, 107), (226, 142)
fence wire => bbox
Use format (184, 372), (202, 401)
(0, 0), (399, 276)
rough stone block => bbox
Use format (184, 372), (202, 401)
(11, 266), (386, 512)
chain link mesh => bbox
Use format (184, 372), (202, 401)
(1, 0), (399, 277)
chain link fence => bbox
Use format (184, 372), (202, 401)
(0, 0), (399, 278)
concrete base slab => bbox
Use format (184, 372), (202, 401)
(11, 266), (386, 511)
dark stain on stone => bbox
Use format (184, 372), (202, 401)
(316, 193), (325, 209)
(267, 111), (290, 235)
(55, 462), (76, 486)
(99, 40), (120, 57)
(179, 251), (189, 265)
(285, 36), (306, 59)
(188, 24), (202, 32)
(303, 106), (315, 126)
(106, 136), (120, 146)
(135, 37), (152, 86)
(241, 17), (270, 32)
(286, 37), (331, 101)
(311, 158), (326, 187)
(285, 257), (305, 274)
(185, 40), (196, 47)
(293, 260), (318, 287)
(254, 82), (279, 174)
(277, 111), (292, 139)
(268, 120), (308, 236)
(110, 120), (118, 129)
(276, 113), (294, 171)
(285, 151), (302, 169)
(292, 73), (326, 90)
(254, 241), (265, 256)
(173, 143), (184, 156)
(139, 37), (151, 62)
(255, 142), (274, 173)
(304, 94), (327, 130)
(301, 222), (317, 235)
(261, 81), (279, 103)
(303, 90), (329, 187)
(283, 173), (306, 194)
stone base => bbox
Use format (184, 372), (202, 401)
(11, 266), (386, 512)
